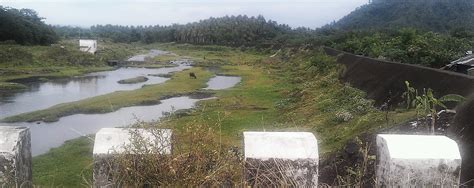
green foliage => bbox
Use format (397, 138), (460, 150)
(439, 94), (466, 103)
(402, 81), (417, 109)
(0, 6), (58, 45)
(328, 29), (472, 67)
(306, 52), (337, 75)
(403, 81), (466, 133)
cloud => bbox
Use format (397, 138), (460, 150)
(0, 0), (367, 28)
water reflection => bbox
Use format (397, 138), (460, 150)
(204, 76), (241, 90)
(127, 49), (171, 62)
(0, 96), (200, 156)
(0, 64), (191, 118)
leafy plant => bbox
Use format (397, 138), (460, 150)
(402, 81), (417, 109)
(403, 81), (465, 133)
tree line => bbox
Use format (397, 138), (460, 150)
(0, 6), (58, 45)
(54, 15), (312, 47)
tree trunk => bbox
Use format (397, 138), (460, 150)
(431, 111), (436, 134)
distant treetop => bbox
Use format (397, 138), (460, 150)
(0, 6), (58, 45)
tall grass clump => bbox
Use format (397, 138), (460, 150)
(95, 118), (242, 187)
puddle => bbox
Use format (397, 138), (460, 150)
(204, 76), (241, 90)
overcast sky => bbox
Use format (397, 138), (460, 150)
(0, 0), (368, 28)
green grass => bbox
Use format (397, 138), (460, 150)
(167, 65), (285, 142)
(2, 67), (213, 123)
(268, 49), (417, 154)
(33, 136), (94, 187)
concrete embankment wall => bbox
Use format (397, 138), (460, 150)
(323, 47), (474, 185)
(323, 47), (474, 106)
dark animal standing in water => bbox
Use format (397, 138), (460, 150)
(189, 72), (197, 79)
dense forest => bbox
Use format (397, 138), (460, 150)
(54, 15), (311, 47)
(327, 0), (474, 32)
(0, 6), (58, 45)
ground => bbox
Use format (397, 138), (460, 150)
(20, 42), (417, 186)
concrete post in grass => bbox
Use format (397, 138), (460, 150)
(243, 132), (319, 187)
(376, 134), (462, 187)
(0, 126), (32, 187)
(93, 128), (172, 188)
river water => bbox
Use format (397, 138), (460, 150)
(0, 59), (241, 155)
(0, 64), (191, 119)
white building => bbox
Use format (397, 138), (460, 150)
(79, 39), (97, 54)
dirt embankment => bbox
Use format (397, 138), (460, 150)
(324, 47), (474, 106)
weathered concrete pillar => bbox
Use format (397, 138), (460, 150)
(93, 128), (172, 188)
(243, 132), (319, 187)
(0, 126), (32, 187)
(376, 134), (462, 187)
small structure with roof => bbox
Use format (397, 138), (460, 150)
(443, 51), (474, 75)
(79, 39), (97, 54)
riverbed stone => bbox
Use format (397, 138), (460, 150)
(0, 126), (32, 187)
(243, 132), (319, 187)
(93, 128), (172, 188)
(376, 134), (462, 187)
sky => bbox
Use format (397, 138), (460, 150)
(0, 0), (368, 29)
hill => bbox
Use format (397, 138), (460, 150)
(327, 0), (474, 32)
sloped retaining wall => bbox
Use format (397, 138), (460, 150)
(323, 47), (474, 185)
(323, 47), (474, 106)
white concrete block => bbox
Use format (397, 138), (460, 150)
(93, 128), (172, 187)
(0, 126), (32, 187)
(376, 134), (462, 187)
(243, 132), (318, 187)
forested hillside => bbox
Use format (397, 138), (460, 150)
(0, 6), (58, 45)
(328, 0), (474, 32)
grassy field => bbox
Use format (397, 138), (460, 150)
(32, 136), (94, 187)
(30, 43), (417, 186)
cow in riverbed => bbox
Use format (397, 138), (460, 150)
(189, 72), (197, 79)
